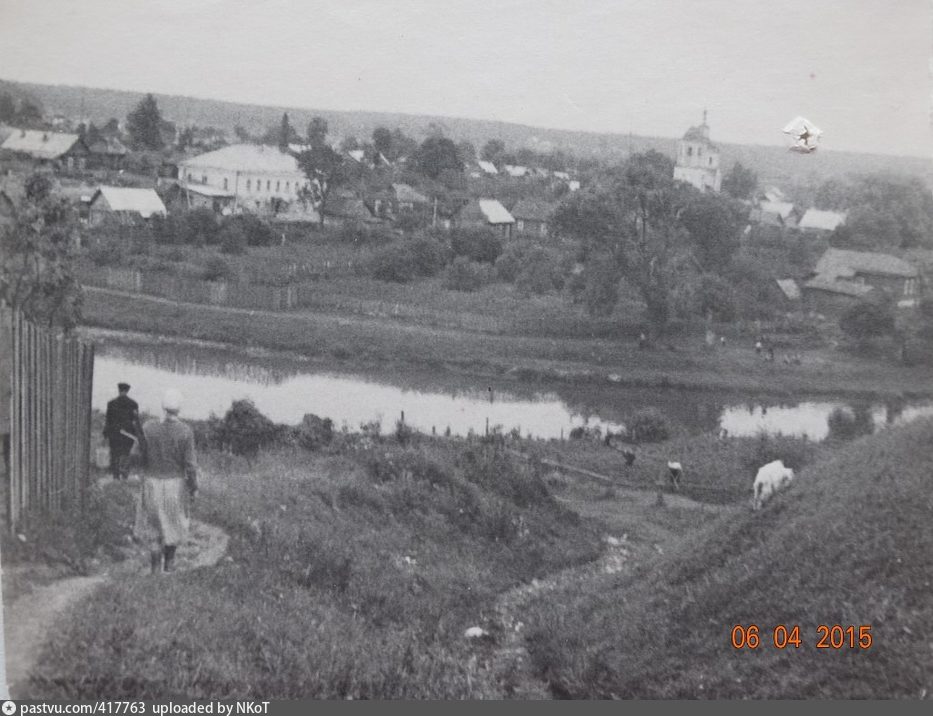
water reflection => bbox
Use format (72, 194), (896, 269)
(93, 339), (933, 442)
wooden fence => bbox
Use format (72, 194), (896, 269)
(4, 309), (95, 531)
(78, 267), (300, 312)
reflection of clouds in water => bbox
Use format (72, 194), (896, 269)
(94, 357), (625, 439)
(720, 403), (845, 441)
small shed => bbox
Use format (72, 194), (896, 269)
(88, 186), (167, 226)
(511, 198), (556, 237)
(457, 198), (515, 238)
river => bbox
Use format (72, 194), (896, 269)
(90, 336), (933, 442)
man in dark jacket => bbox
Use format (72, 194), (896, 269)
(104, 382), (141, 480)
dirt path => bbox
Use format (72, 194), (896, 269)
(3, 517), (229, 698)
(467, 533), (632, 699)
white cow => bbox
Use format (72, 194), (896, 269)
(753, 460), (794, 510)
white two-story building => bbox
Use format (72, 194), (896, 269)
(178, 144), (311, 213)
(673, 112), (721, 193)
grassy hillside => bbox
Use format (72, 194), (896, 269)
(1, 78), (928, 186)
(522, 417), (933, 698)
(21, 440), (604, 699)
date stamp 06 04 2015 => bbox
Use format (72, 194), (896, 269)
(731, 625), (873, 650)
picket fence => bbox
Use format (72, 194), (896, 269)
(4, 308), (95, 531)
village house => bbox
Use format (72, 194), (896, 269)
(476, 160), (498, 176)
(88, 186), (167, 226)
(0, 128), (89, 171)
(749, 200), (800, 229)
(503, 164), (530, 179)
(86, 135), (128, 171)
(798, 208), (846, 234)
(811, 248), (920, 306)
(457, 198), (515, 238)
(178, 144), (309, 215)
(162, 181), (236, 214)
(323, 195), (382, 227)
(673, 112), (721, 192)
(801, 275), (879, 315)
(510, 198), (556, 238)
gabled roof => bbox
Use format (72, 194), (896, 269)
(553, 171), (571, 181)
(90, 186), (166, 218)
(510, 198), (555, 222)
(802, 277), (876, 298)
(758, 200), (796, 220)
(347, 149), (366, 163)
(180, 144), (302, 175)
(476, 160), (498, 175)
(87, 136), (128, 156)
(503, 164), (529, 178)
(798, 208), (846, 231)
(460, 198), (514, 225)
(325, 196), (380, 222)
(814, 248), (918, 279)
(1, 129), (83, 160)
(391, 183), (429, 204)
(776, 278), (801, 300)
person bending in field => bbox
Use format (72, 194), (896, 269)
(134, 389), (199, 574)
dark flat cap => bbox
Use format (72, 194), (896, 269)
(117, 382), (131, 391)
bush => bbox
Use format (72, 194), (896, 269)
(444, 256), (491, 292)
(394, 212), (429, 233)
(369, 244), (416, 283)
(87, 237), (126, 267)
(212, 399), (277, 457)
(827, 404), (875, 442)
(581, 258), (619, 317)
(494, 243), (527, 282)
(223, 214), (277, 247)
(408, 236), (449, 277)
(450, 227), (503, 264)
(293, 413), (334, 450)
(515, 248), (565, 295)
(202, 256), (236, 282)
(219, 223), (248, 255)
(183, 208), (221, 246)
(628, 408), (670, 443)
(839, 301), (896, 344)
(696, 273), (737, 322)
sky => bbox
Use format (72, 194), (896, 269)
(0, 0), (930, 156)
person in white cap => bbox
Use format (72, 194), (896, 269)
(134, 388), (199, 574)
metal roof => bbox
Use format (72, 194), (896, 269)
(391, 183), (429, 204)
(510, 198), (555, 222)
(798, 208), (846, 232)
(477, 198), (514, 224)
(180, 144), (303, 176)
(476, 160), (498, 175)
(1, 129), (82, 160)
(775, 278), (801, 300)
(90, 186), (166, 218)
(814, 248), (919, 279)
(179, 182), (234, 198)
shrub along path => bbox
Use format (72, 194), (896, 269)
(3, 486), (229, 698)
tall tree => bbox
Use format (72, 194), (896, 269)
(278, 112), (294, 151)
(372, 126), (393, 159)
(721, 162), (758, 200)
(481, 139), (506, 163)
(0, 92), (16, 123)
(296, 121), (345, 227)
(15, 99), (43, 127)
(414, 136), (462, 180)
(680, 192), (743, 271)
(0, 174), (82, 329)
(554, 151), (694, 334)
(126, 93), (165, 150)
(307, 117), (329, 149)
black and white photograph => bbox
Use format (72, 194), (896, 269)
(0, 0), (931, 702)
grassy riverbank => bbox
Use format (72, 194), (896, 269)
(519, 417), (933, 698)
(82, 287), (933, 400)
(22, 438), (611, 699)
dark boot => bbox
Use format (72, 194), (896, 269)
(163, 545), (177, 573)
(149, 550), (162, 575)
